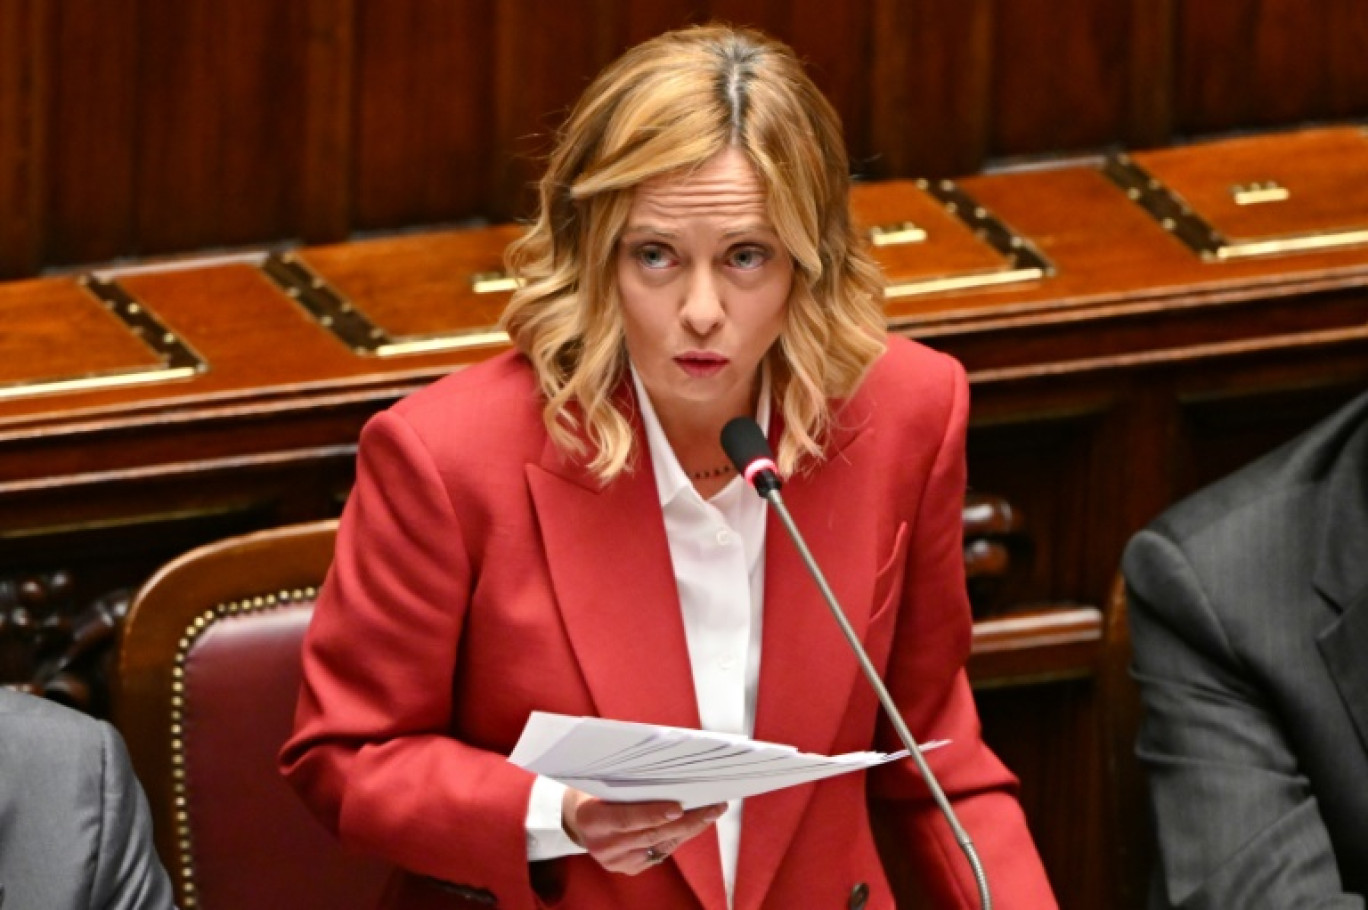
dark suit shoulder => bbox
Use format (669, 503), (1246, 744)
(1139, 387), (1368, 548)
(0, 688), (105, 749)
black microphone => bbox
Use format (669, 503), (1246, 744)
(720, 418), (781, 496)
(720, 416), (992, 910)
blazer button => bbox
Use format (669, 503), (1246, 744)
(848, 881), (869, 910)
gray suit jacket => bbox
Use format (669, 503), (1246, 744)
(1123, 388), (1368, 909)
(0, 689), (174, 910)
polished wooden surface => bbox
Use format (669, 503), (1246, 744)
(4, 126), (1368, 907)
(2, 0), (1366, 278)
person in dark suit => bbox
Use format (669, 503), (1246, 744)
(0, 688), (175, 910)
(281, 23), (1055, 910)
(1124, 387), (1368, 909)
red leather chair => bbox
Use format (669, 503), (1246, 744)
(115, 520), (391, 910)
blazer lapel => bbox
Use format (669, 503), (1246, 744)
(1313, 443), (1368, 759)
(735, 410), (877, 910)
(526, 432), (728, 910)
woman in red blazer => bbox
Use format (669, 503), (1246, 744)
(281, 24), (1055, 910)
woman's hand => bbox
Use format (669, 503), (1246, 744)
(562, 788), (726, 874)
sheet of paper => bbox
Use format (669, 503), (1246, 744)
(508, 711), (949, 809)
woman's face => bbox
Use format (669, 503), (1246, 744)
(616, 147), (794, 431)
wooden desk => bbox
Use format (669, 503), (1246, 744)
(4, 126), (1368, 908)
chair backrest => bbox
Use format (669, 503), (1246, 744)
(116, 520), (391, 910)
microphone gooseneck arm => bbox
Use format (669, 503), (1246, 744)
(760, 486), (991, 910)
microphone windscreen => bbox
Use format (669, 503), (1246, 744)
(721, 417), (773, 473)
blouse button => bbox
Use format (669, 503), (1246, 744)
(715, 528), (735, 546)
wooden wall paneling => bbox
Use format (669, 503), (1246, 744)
(298, 0), (356, 244)
(1172, 0), (1364, 133)
(1123, 0), (1175, 148)
(133, 0), (304, 255)
(965, 410), (1102, 611)
(1246, 0), (1332, 125)
(866, 0), (993, 179)
(1174, 0), (1253, 133)
(0, 0), (48, 279)
(976, 681), (1104, 909)
(489, 0), (621, 221)
(990, 0), (1131, 158)
(1084, 382), (1178, 602)
(1325, 0), (1368, 117)
(704, 0), (790, 34)
(617, 1), (704, 47)
(352, 0), (497, 231)
(1174, 378), (1368, 501)
(215, 2), (313, 249)
(44, 0), (139, 269)
(784, 0), (873, 172)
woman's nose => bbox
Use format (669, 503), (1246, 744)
(680, 267), (724, 335)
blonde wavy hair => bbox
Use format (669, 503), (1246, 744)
(501, 24), (886, 482)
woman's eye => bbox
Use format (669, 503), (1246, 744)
(635, 244), (675, 269)
(728, 246), (769, 270)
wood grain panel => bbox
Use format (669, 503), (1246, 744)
(991, 0), (1130, 157)
(1175, 0), (1368, 133)
(1324, 0), (1368, 117)
(3, 0), (1368, 279)
(134, 0), (306, 254)
(298, 0), (356, 243)
(0, 0), (49, 278)
(785, 0), (872, 174)
(618, 0), (703, 47)
(489, 0), (619, 221)
(353, 0), (496, 230)
(45, 0), (138, 268)
(867, 0), (992, 178)
(1124, 0), (1176, 147)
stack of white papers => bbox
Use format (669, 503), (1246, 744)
(509, 711), (948, 809)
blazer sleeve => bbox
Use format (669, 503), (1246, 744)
(1124, 529), (1361, 909)
(93, 720), (177, 910)
(279, 409), (541, 909)
(867, 355), (1057, 908)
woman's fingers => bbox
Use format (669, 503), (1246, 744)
(562, 791), (727, 874)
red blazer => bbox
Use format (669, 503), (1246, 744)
(281, 336), (1056, 909)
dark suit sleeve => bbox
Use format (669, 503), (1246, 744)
(91, 720), (176, 910)
(1125, 529), (1362, 910)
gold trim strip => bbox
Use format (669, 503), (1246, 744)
(886, 266), (1047, 301)
(169, 587), (318, 909)
(0, 365), (198, 402)
(1216, 228), (1368, 260)
(374, 330), (510, 357)
(261, 252), (508, 357)
(0, 276), (206, 401)
(1105, 153), (1368, 260)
